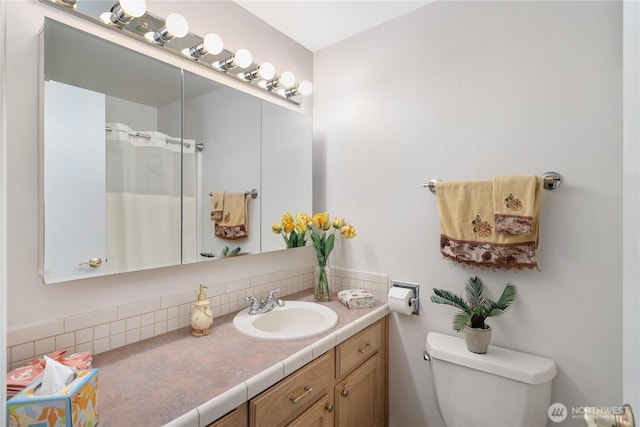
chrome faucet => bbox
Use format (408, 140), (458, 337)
(244, 288), (285, 315)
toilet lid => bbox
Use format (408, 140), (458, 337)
(426, 332), (557, 384)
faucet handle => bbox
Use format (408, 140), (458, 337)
(245, 295), (260, 308)
(267, 288), (281, 300)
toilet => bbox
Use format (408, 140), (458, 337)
(426, 332), (557, 427)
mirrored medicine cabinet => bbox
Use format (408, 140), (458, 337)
(40, 18), (312, 284)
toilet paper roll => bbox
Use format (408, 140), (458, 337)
(388, 286), (414, 315)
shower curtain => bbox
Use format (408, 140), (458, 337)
(105, 122), (197, 273)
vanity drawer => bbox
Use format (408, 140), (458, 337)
(336, 320), (382, 378)
(250, 351), (334, 427)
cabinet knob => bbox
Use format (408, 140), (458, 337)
(79, 257), (102, 268)
(325, 403), (334, 413)
(341, 389), (349, 398)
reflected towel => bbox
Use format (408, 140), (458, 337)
(493, 175), (540, 235)
(436, 178), (541, 270)
(210, 191), (224, 221)
(215, 192), (248, 240)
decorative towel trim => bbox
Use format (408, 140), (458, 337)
(440, 235), (539, 270)
(215, 223), (248, 240)
(495, 213), (533, 235)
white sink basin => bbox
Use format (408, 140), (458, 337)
(233, 301), (338, 341)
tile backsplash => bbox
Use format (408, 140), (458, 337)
(7, 266), (388, 370)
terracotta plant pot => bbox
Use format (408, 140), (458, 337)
(464, 324), (492, 354)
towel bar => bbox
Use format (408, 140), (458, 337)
(423, 172), (562, 194)
(208, 189), (259, 199)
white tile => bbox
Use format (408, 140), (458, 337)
(250, 273), (272, 287)
(197, 383), (247, 427)
(118, 298), (161, 319)
(111, 319), (125, 334)
(206, 283), (227, 297)
(94, 324), (110, 340)
(11, 343), (34, 363)
(167, 317), (179, 332)
(93, 337), (110, 355)
(7, 319), (64, 346)
(65, 308), (117, 332)
(154, 321), (168, 336)
(75, 341), (93, 354)
(167, 306), (180, 319)
(34, 337), (56, 357)
(334, 323), (356, 345)
(246, 362), (284, 399)
(226, 278), (250, 292)
(55, 332), (75, 351)
(283, 346), (313, 377)
(76, 328), (93, 344)
(126, 316), (141, 331)
(311, 333), (337, 359)
(161, 290), (194, 309)
(126, 329), (140, 345)
(179, 314), (190, 329)
(111, 333), (125, 349)
(141, 324), (154, 341)
(164, 409), (199, 427)
(179, 303), (191, 317)
(140, 312), (154, 326)
(154, 309), (167, 322)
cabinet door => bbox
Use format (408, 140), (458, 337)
(250, 351), (334, 426)
(207, 403), (248, 427)
(287, 394), (334, 427)
(335, 353), (383, 427)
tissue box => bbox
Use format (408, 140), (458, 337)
(7, 368), (98, 427)
(337, 289), (375, 309)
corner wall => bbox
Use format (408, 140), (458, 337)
(314, 2), (623, 426)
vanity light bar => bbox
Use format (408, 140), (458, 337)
(39, 0), (312, 106)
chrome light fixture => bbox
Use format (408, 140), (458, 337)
(182, 33), (224, 59)
(145, 12), (189, 44)
(284, 80), (313, 98)
(215, 48), (253, 71)
(40, 0), (313, 105)
(262, 71), (296, 91)
(100, 0), (146, 26)
(238, 62), (276, 81)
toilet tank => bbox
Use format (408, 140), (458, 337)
(426, 332), (557, 427)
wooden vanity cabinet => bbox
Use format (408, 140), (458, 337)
(207, 403), (248, 427)
(245, 317), (388, 427)
(334, 319), (387, 427)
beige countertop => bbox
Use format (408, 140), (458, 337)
(92, 290), (389, 427)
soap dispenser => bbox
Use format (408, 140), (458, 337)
(190, 285), (213, 336)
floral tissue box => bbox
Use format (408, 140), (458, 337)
(337, 289), (375, 309)
(7, 368), (98, 427)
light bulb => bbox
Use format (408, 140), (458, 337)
(234, 49), (253, 69)
(119, 0), (146, 18)
(165, 13), (189, 38)
(279, 71), (296, 88)
(258, 62), (276, 80)
(202, 33), (223, 55)
(298, 80), (313, 96)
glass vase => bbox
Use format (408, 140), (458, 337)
(314, 264), (331, 302)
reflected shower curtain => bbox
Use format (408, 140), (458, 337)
(105, 123), (196, 273)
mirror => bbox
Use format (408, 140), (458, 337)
(40, 19), (311, 284)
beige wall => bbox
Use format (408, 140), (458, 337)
(314, 1), (623, 426)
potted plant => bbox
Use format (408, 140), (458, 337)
(430, 276), (517, 354)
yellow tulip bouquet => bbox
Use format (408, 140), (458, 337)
(272, 212), (356, 301)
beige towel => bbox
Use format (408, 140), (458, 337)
(436, 178), (541, 270)
(210, 191), (224, 222)
(215, 192), (248, 240)
(493, 175), (540, 235)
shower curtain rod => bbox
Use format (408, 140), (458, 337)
(105, 126), (204, 151)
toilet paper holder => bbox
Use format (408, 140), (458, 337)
(390, 281), (420, 315)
